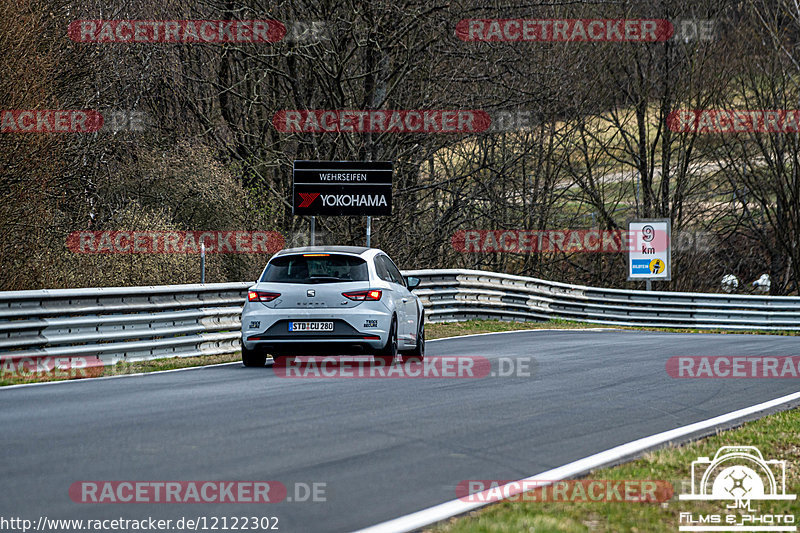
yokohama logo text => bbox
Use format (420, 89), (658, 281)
(320, 194), (387, 207)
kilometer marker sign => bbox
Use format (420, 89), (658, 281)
(628, 219), (671, 280)
(292, 161), (392, 216)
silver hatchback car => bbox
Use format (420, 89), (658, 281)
(241, 246), (424, 366)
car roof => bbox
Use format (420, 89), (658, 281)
(274, 246), (376, 257)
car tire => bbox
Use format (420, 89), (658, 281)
(375, 317), (398, 366)
(404, 320), (425, 362)
(242, 345), (267, 367)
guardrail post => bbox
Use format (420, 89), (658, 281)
(200, 244), (206, 284)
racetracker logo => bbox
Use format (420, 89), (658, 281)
(69, 481), (325, 503)
(273, 356), (535, 379)
(272, 110), (491, 133)
(1, 355), (104, 379)
(1, 110), (103, 133)
(666, 356), (800, 378)
(457, 479), (673, 503)
(67, 20), (285, 43)
(456, 19), (673, 42)
(668, 110), (800, 133)
(452, 230), (661, 253)
(67, 231), (285, 254)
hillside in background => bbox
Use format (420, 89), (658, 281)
(2, 0), (799, 294)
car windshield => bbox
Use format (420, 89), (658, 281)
(260, 254), (369, 283)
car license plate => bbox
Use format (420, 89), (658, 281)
(288, 321), (334, 332)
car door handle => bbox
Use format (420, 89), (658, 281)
(402, 298), (408, 303)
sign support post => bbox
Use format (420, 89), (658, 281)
(366, 216), (372, 247)
(310, 216), (316, 246)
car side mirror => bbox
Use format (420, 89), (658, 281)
(406, 276), (421, 289)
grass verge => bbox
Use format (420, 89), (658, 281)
(427, 407), (800, 532)
(0, 352), (240, 387)
(2, 319), (797, 386)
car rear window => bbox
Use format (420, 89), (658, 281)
(260, 254), (369, 283)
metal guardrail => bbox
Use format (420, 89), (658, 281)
(404, 269), (800, 330)
(1, 269), (798, 369)
(0, 283), (250, 368)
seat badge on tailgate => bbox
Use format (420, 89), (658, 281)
(307, 289), (315, 297)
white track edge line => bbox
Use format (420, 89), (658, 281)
(0, 328), (614, 390)
(427, 327), (615, 341)
(352, 389), (800, 533)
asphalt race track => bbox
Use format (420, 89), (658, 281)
(2, 329), (800, 532)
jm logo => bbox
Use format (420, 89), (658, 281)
(680, 446), (795, 504)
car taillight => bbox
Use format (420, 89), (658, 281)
(248, 290), (281, 302)
(342, 289), (382, 301)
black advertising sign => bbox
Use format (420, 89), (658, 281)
(292, 161), (393, 216)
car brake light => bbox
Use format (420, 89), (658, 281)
(303, 253), (329, 257)
(248, 290), (281, 302)
(342, 289), (382, 301)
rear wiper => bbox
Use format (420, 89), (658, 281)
(307, 276), (345, 283)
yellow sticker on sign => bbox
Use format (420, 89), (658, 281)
(649, 258), (665, 274)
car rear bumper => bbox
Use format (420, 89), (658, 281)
(245, 339), (384, 356)
(241, 310), (390, 354)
